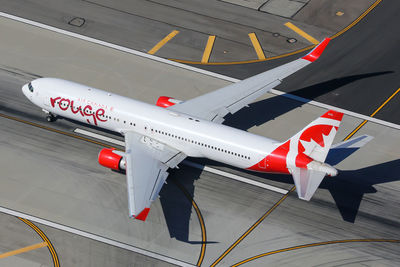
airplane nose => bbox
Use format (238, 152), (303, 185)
(22, 84), (28, 96)
(22, 83), (32, 100)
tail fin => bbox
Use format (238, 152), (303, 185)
(286, 110), (344, 200)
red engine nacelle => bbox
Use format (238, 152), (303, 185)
(156, 96), (183, 108)
(98, 148), (126, 171)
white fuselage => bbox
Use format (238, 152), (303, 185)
(22, 78), (281, 170)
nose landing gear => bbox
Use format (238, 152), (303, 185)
(46, 113), (56, 122)
(42, 109), (57, 122)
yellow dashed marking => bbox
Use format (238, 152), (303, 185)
(284, 22), (319, 44)
(0, 242), (48, 259)
(201, 35), (216, 63)
(148, 30), (179, 55)
(248, 33), (266, 60)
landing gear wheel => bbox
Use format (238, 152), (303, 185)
(46, 114), (56, 122)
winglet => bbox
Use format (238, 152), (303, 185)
(302, 38), (331, 62)
(134, 208), (150, 221)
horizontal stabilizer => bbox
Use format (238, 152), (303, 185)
(292, 168), (326, 201)
(331, 134), (373, 149)
(327, 135), (374, 165)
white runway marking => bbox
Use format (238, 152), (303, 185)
(74, 128), (288, 194)
(182, 161), (289, 194)
(0, 207), (195, 267)
(74, 128), (125, 146)
(1, 11), (399, 130)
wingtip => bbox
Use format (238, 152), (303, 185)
(302, 38), (331, 62)
(134, 208), (150, 221)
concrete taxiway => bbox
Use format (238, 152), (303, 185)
(0, 0), (374, 63)
(1, 11), (400, 267)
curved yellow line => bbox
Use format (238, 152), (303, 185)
(210, 186), (296, 267)
(231, 238), (400, 267)
(170, 0), (383, 65)
(18, 218), (60, 267)
(170, 178), (207, 266)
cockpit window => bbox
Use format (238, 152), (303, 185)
(28, 82), (34, 92)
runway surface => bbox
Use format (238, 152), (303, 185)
(0, 2), (399, 266)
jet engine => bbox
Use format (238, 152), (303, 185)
(98, 148), (126, 171)
(156, 96), (183, 108)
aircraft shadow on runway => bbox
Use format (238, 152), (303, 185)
(159, 167), (217, 244)
(223, 72), (392, 131)
(321, 159), (400, 223)
(198, 150), (399, 225)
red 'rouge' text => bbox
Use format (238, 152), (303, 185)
(50, 97), (107, 126)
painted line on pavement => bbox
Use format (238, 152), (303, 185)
(74, 128), (125, 146)
(0, 242), (48, 259)
(344, 87), (400, 140)
(284, 22), (319, 44)
(148, 30), (180, 55)
(269, 89), (400, 130)
(183, 161), (288, 194)
(231, 239), (400, 266)
(210, 187), (296, 266)
(248, 33), (266, 60)
(1, 11), (399, 131)
(201, 35), (216, 63)
(0, 12), (232, 82)
(18, 218), (60, 267)
(74, 128), (288, 194)
(0, 207), (195, 267)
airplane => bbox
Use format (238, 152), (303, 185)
(22, 38), (341, 221)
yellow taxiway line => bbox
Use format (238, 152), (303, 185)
(248, 33), (266, 60)
(148, 30), (179, 55)
(172, 0), (382, 65)
(210, 187), (296, 267)
(231, 239), (400, 266)
(284, 22), (319, 44)
(18, 218), (60, 267)
(344, 87), (400, 140)
(201, 35), (216, 63)
(0, 242), (48, 259)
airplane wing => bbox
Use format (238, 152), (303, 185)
(124, 131), (186, 221)
(169, 38), (330, 123)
